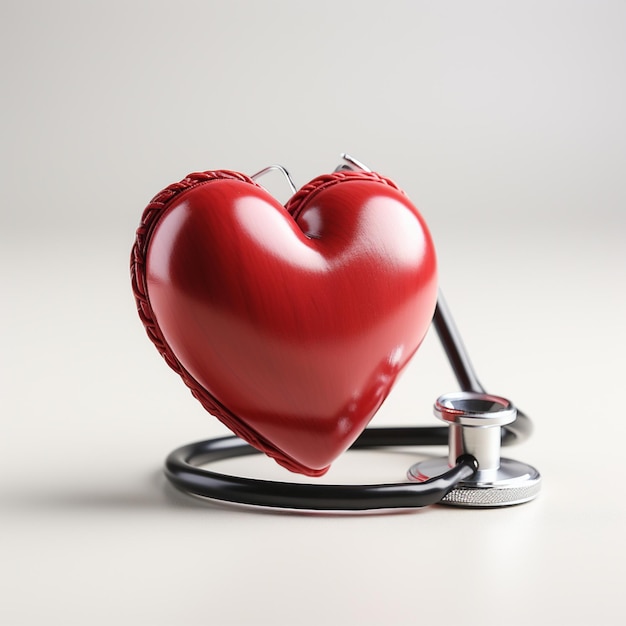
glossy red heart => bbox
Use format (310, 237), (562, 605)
(131, 169), (437, 476)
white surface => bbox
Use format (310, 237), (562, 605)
(2, 1), (626, 625)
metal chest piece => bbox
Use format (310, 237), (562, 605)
(408, 392), (541, 507)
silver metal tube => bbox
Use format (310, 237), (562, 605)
(448, 423), (502, 478)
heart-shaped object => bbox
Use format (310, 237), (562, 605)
(131, 169), (437, 476)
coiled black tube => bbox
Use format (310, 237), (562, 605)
(165, 431), (478, 510)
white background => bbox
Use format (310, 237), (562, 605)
(2, 1), (625, 625)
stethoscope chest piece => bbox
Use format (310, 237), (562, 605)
(408, 392), (541, 507)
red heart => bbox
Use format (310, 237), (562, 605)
(131, 169), (437, 476)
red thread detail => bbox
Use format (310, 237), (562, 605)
(286, 170), (403, 219)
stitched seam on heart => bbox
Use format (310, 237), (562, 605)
(131, 170), (329, 477)
(286, 170), (403, 221)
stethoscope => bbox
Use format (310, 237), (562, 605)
(163, 156), (541, 512)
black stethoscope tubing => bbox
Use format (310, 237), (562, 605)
(165, 434), (478, 511)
